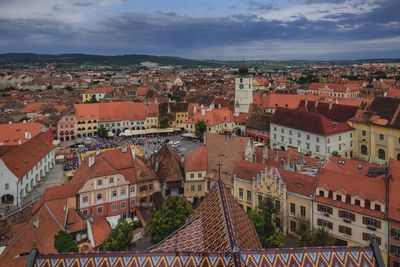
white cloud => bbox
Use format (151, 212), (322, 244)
(261, 0), (381, 22)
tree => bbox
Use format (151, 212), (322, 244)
(296, 219), (335, 247)
(159, 116), (169, 129)
(195, 120), (207, 137)
(148, 196), (192, 244)
(97, 125), (108, 138)
(248, 198), (285, 248)
(104, 218), (134, 251)
(54, 230), (78, 253)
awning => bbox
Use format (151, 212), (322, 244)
(181, 132), (197, 138)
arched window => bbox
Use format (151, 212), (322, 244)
(378, 149), (385, 160)
(360, 145), (368, 155)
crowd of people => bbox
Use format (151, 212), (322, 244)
(63, 151), (81, 171)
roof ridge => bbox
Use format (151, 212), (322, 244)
(216, 180), (237, 251)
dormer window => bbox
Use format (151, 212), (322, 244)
(319, 190), (324, 197)
(374, 204), (381, 212)
(354, 199), (361, 206)
(336, 194), (342, 201)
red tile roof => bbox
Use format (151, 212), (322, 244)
(1, 132), (54, 179)
(389, 159), (400, 221)
(85, 85), (113, 94)
(184, 145), (208, 172)
(271, 107), (353, 136)
(234, 160), (266, 181)
(0, 122), (45, 146)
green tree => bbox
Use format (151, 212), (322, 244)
(248, 198), (285, 248)
(104, 218), (134, 251)
(195, 120), (207, 137)
(296, 219), (335, 247)
(97, 125), (108, 138)
(159, 116), (169, 129)
(54, 230), (78, 253)
(148, 196), (192, 244)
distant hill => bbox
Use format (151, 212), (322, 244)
(0, 53), (399, 69)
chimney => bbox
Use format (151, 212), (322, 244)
(201, 108), (205, 116)
(218, 104), (221, 109)
(24, 131), (29, 140)
(88, 155), (95, 168)
(193, 105), (197, 114)
(8, 121), (12, 124)
(155, 159), (159, 172)
(18, 140), (21, 145)
(32, 217), (40, 229)
(181, 155), (185, 166)
(329, 101), (333, 110)
(23, 120), (26, 123)
(315, 100), (318, 108)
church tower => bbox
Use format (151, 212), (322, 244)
(234, 61), (253, 116)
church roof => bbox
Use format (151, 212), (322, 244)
(31, 245), (377, 267)
(150, 179), (262, 252)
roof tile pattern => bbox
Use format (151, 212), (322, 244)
(151, 180), (261, 252)
(33, 246), (375, 267)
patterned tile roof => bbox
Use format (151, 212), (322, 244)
(32, 246), (376, 267)
(150, 179), (262, 252)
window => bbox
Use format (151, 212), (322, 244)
(317, 219), (333, 229)
(198, 185), (202, 191)
(317, 204), (333, 215)
(82, 210), (88, 215)
(363, 233), (381, 245)
(290, 221), (297, 232)
(82, 196), (88, 203)
(379, 134), (384, 140)
(361, 145), (368, 155)
(319, 190), (324, 197)
(374, 204), (381, 212)
(190, 173), (195, 179)
(130, 186), (135, 194)
(301, 206), (306, 218)
(362, 130), (366, 137)
(247, 191), (252, 202)
(281, 135), (284, 142)
(363, 217), (381, 228)
(97, 179), (102, 186)
(336, 194), (342, 201)
(275, 200), (281, 211)
(306, 134), (310, 140)
(339, 225), (352, 236)
(97, 206), (103, 214)
(316, 137), (320, 142)
(109, 177), (114, 184)
(97, 193), (102, 201)
(315, 145), (320, 153)
(239, 188), (243, 199)
(140, 185), (148, 192)
(5, 183), (9, 190)
(149, 184), (153, 190)
(289, 130), (292, 135)
(290, 203), (296, 215)
(121, 202), (126, 209)
(191, 185), (195, 192)
(198, 173), (202, 178)
(378, 149), (385, 160)
(297, 132), (301, 138)
(306, 143), (310, 149)
(121, 189), (126, 196)
(354, 199), (361, 206)
(392, 228), (400, 239)
(391, 245), (400, 256)
(289, 138), (292, 145)
(281, 128), (284, 133)
(112, 203), (117, 211)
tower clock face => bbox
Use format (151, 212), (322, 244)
(239, 84), (244, 89)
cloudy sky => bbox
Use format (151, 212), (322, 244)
(0, 0), (399, 60)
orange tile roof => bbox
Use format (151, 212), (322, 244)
(188, 108), (234, 126)
(22, 102), (45, 113)
(278, 169), (316, 196)
(1, 132), (54, 179)
(91, 217), (111, 247)
(136, 86), (150, 96)
(255, 93), (319, 109)
(0, 122), (45, 146)
(389, 159), (400, 221)
(234, 160), (266, 181)
(184, 145), (208, 172)
(72, 148), (156, 187)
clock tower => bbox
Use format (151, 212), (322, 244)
(234, 63), (253, 116)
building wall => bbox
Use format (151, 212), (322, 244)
(270, 123), (353, 158)
(234, 76), (253, 114)
(184, 170), (207, 202)
(146, 117), (159, 129)
(351, 122), (400, 164)
(286, 193), (313, 236)
(389, 220), (400, 267)
(76, 119), (98, 138)
(58, 114), (76, 141)
(0, 149), (55, 205)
